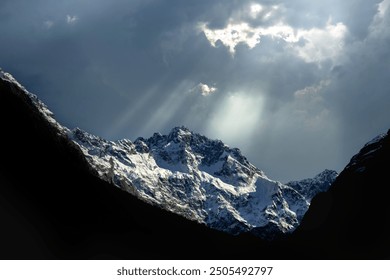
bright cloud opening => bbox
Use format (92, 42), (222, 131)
(201, 22), (261, 54)
(191, 83), (217, 96)
(200, 8), (347, 64)
(250, 3), (263, 18)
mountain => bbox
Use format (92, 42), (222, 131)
(1, 68), (389, 259)
(70, 126), (316, 239)
(0, 71), (332, 240)
(0, 68), (276, 259)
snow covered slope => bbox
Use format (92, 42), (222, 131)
(286, 170), (338, 202)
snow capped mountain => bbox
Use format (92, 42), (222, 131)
(1, 69), (337, 240)
(70, 126), (336, 238)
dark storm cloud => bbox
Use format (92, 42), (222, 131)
(325, 0), (390, 159)
(0, 0), (389, 181)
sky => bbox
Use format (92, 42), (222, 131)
(1, 0), (389, 182)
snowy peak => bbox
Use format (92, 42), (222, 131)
(167, 126), (193, 142)
(286, 169), (338, 201)
(69, 126), (314, 238)
(137, 126), (262, 183)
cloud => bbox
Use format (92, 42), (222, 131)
(66, 15), (78, 24)
(0, 0), (389, 182)
(200, 5), (347, 64)
(201, 22), (257, 54)
(369, 0), (390, 37)
(292, 20), (347, 64)
(321, 0), (390, 157)
(201, 19), (347, 64)
(292, 80), (332, 129)
(43, 20), (54, 29)
(294, 79), (331, 98)
(198, 3), (286, 54)
(377, 0), (390, 18)
(200, 21), (296, 54)
(249, 3), (263, 19)
(191, 83), (217, 96)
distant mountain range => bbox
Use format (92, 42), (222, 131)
(1, 69), (389, 259)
